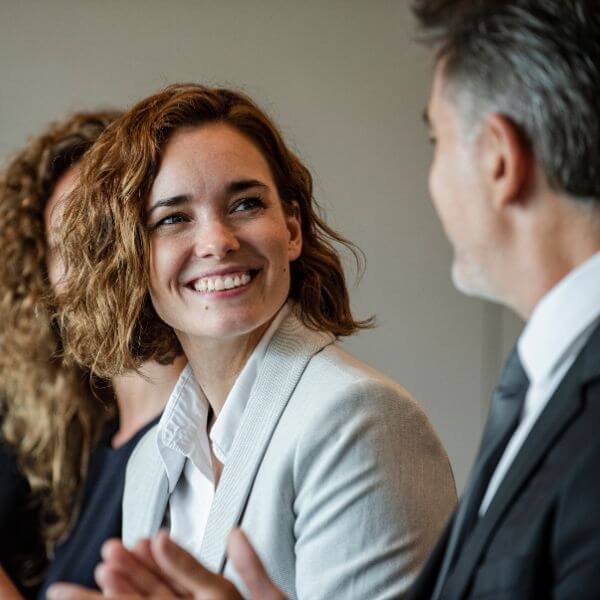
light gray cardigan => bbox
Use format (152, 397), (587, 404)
(123, 311), (456, 599)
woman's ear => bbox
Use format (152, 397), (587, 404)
(479, 113), (532, 210)
(286, 200), (302, 261)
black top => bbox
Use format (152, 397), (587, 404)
(0, 438), (45, 598)
(39, 416), (160, 598)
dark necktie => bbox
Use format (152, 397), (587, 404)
(432, 347), (530, 599)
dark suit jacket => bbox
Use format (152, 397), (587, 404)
(410, 321), (600, 600)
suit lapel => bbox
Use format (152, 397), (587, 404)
(122, 425), (170, 548)
(445, 322), (600, 599)
(198, 311), (334, 572)
(434, 371), (526, 597)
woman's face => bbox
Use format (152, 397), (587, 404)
(146, 123), (302, 343)
(44, 164), (80, 291)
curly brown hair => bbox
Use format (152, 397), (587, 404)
(0, 111), (120, 566)
(58, 84), (372, 378)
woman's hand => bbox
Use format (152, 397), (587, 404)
(93, 535), (183, 596)
(47, 529), (285, 600)
(0, 566), (24, 600)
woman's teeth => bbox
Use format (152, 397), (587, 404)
(192, 272), (252, 293)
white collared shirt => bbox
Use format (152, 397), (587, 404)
(479, 251), (600, 515)
(156, 304), (290, 555)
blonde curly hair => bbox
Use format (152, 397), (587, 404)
(58, 84), (372, 379)
(0, 111), (120, 569)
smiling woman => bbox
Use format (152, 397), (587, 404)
(145, 123), (302, 349)
(58, 85), (368, 377)
(56, 84), (456, 599)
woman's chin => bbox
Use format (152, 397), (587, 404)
(176, 312), (268, 343)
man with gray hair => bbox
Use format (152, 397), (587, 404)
(48, 1), (600, 598)
(409, 1), (600, 596)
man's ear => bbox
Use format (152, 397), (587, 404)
(479, 114), (532, 210)
(285, 200), (302, 261)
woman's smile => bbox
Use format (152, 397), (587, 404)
(185, 268), (260, 295)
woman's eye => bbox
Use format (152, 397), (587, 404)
(232, 196), (265, 213)
(153, 214), (187, 228)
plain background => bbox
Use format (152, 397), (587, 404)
(0, 0), (523, 491)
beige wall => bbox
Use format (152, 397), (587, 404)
(0, 0), (521, 490)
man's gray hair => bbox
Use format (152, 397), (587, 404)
(413, 0), (600, 204)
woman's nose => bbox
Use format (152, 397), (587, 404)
(192, 220), (240, 259)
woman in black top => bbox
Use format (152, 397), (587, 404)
(37, 416), (160, 597)
(0, 111), (184, 597)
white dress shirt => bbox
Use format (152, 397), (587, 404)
(156, 304), (290, 555)
(479, 251), (600, 515)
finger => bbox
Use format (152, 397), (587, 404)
(95, 562), (139, 595)
(131, 539), (164, 579)
(97, 540), (140, 594)
(47, 581), (170, 600)
(99, 539), (176, 596)
(133, 539), (188, 596)
(151, 530), (242, 598)
(227, 529), (286, 600)
(46, 583), (103, 599)
(132, 539), (157, 566)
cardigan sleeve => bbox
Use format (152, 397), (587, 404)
(292, 378), (456, 599)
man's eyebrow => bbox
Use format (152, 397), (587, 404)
(225, 179), (268, 194)
(147, 194), (189, 217)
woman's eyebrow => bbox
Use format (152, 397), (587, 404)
(147, 194), (190, 216)
(225, 179), (268, 194)
(147, 181), (267, 216)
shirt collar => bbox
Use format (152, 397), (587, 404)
(156, 302), (291, 491)
(518, 251), (600, 385)
(157, 364), (212, 492)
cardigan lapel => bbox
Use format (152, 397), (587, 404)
(122, 425), (170, 548)
(198, 311), (334, 572)
(445, 321), (600, 599)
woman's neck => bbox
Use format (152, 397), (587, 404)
(181, 323), (270, 418)
(110, 355), (187, 448)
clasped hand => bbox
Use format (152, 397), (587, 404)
(47, 529), (285, 600)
